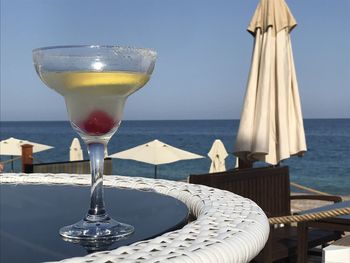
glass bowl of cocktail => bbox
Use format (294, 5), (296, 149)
(33, 45), (156, 241)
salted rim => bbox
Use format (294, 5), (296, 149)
(32, 45), (157, 57)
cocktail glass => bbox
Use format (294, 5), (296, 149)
(33, 45), (157, 241)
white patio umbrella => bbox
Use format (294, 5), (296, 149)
(0, 137), (53, 171)
(234, 0), (307, 165)
(69, 138), (83, 161)
(0, 137), (53, 155)
(109, 139), (204, 178)
(208, 140), (228, 173)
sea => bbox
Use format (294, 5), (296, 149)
(0, 119), (349, 196)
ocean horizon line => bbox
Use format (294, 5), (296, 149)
(0, 118), (350, 123)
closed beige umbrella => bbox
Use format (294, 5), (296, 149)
(234, 0), (307, 165)
(208, 140), (228, 173)
(109, 139), (203, 178)
(69, 138), (83, 161)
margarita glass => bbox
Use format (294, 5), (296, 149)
(33, 45), (157, 241)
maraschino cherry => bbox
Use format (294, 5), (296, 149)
(79, 110), (117, 135)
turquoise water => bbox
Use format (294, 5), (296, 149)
(0, 119), (349, 195)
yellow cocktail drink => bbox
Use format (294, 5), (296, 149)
(33, 45), (157, 241)
(41, 71), (150, 96)
(40, 71), (150, 136)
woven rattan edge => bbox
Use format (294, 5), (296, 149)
(1, 173), (269, 263)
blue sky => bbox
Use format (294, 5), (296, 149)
(1, 0), (349, 121)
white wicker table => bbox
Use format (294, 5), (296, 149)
(0, 173), (269, 263)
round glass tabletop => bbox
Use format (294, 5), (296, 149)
(0, 183), (189, 263)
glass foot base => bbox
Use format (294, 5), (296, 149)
(59, 215), (134, 241)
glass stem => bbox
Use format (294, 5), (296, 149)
(86, 142), (107, 220)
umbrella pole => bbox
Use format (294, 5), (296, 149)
(11, 155), (14, 172)
(238, 158), (253, 169)
(154, 165), (157, 179)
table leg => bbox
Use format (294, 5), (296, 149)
(261, 226), (273, 263)
(297, 222), (309, 263)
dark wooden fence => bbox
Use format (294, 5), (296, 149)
(24, 158), (113, 175)
(189, 166), (290, 218)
